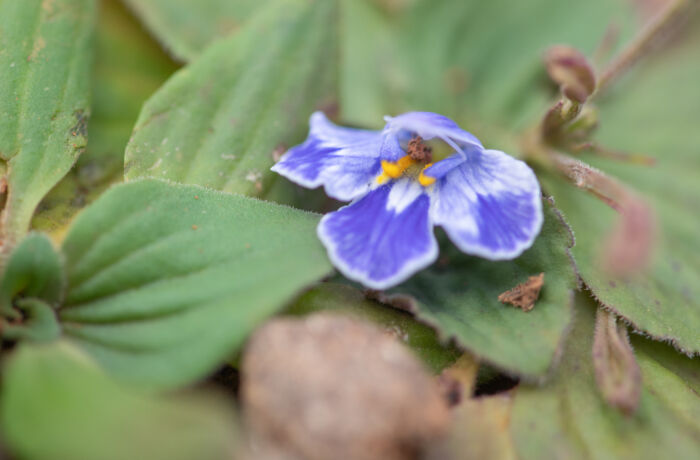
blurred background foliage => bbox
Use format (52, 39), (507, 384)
(0, 0), (698, 458)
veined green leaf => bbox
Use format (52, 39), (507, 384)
(0, 0), (95, 249)
(388, 202), (576, 378)
(124, 0), (338, 197)
(1, 342), (239, 460)
(511, 294), (700, 460)
(58, 179), (332, 388)
(123, 0), (269, 62)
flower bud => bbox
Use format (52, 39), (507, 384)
(592, 309), (642, 415)
(545, 45), (597, 103)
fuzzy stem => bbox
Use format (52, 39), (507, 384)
(550, 153), (656, 277)
(550, 152), (625, 211)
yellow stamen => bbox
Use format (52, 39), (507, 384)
(419, 164), (436, 186)
(376, 172), (389, 184)
(381, 155), (416, 179)
(380, 160), (402, 179)
(397, 155), (416, 170)
(378, 155), (436, 186)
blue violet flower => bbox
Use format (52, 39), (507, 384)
(272, 111), (543, 289)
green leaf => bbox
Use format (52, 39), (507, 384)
(389, 201), (576, 378)
(285, 282), (460, 372)
(58, 179), (332, 388)
(510, 293), (700, 459)
(389, 0), (634, 140)
(632, 339), (700, 439)
(539, 16), (700, 354)
(0, 232), (63, 313)
(0, 0), (95, 248)
(123, 0), (268, 62)
(79, 0), (179, 188)
(339, 0), (400, 127)
(1, 341), (239, 460)
(1, 298), (61, 343)
(0, 233), (63, 342)
(124, 0), (338, 197)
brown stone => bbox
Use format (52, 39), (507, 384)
(241, 313), (450, 460)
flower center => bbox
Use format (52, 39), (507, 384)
(407, 136), (433, 162)
(377, 136), (436, 187)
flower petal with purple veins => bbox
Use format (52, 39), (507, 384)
(430, 149), (543, 260)
(271, 112), (383, 201)
(318, 179), (438, 289)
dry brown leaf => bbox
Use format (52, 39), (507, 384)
(497, 273), (545, 312)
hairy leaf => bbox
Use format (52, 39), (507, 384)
(389, 202), (576, 378)
(0, 0), (95, 248)
(124, 0), (338, 197)
(540, 14), (700, 354)
(59, 179), (332, 388)
(511, 293), (700, 460)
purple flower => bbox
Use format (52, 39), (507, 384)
(272, 111), (543, 289)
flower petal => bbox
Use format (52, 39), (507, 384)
(422, 152), (469, 180)
(378, 131), (405, 162)
(430, 149), (543, 260)
(385, 112), (483, 150)
(318, 179), (438, 289)
(271, 112), (383, 201)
